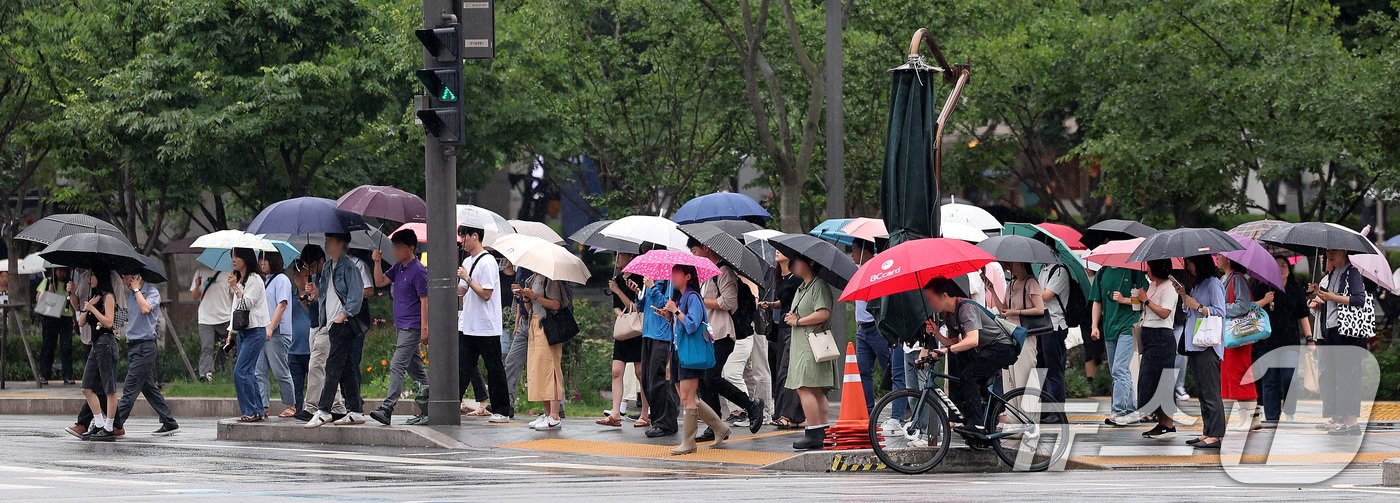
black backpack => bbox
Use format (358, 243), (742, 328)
(1050, 264), (1090, 329)
(733, 280), (757, 340)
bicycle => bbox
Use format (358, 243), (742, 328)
(868, 354), (1070, 474)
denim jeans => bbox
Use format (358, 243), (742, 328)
(257, 330), (296, 408)
(854, 323), (891, 413)
(889, 346), (907, 419)
(234, 327), (268, 417)
(289, 353), (309, 410)
(1104, 334), (1136, 417)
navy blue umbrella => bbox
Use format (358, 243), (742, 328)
(671, 192), (771, 225)
(246, 197), (368, 235)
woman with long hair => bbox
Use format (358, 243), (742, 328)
(1309, 249), (1368, 435)
(1173, 254), (1227, 449)
(1218, 256), (1262, 432)
(518, 269), (571, 431)
(785, 255), (839, 450)
(77, 268), (119, 441)
(599, 251), (649, 427)
(1138, 259), (1181, 439)
(983, 261), (1046, 394)
(666, 264), (731, 455)
(1252, 256), (1312, 426)
(227, 247), (271, 422)
(762, 250), (805, 429)
(259, 251), (298, 418)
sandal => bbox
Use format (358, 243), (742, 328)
(237, 415), (260, 423)
(596, 416), (622, 427)
(468, 405), (492, 417)
(634, 417), (651, 428)
(278, 407), (297, 418)
(774, 417), (798, 430)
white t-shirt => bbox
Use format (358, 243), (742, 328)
(193, 269), (233, 326)
(1038, 265), (1070, 330)
(1143, 280), (1179, 329)
(457, 251), (502, 336)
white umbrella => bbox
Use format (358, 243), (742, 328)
(941, 202), (1002, 231)
(488, 233), (590, 284)
(600, 215), (689, 250)
(742, 229), (785, 245)
(456, 204), (514, 239)
(939, 220), (989, 243)
(500, 220), (565, 245)
(14, 253), (52, 274)
(192, 230), (275, 251)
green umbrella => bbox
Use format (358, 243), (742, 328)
(875, 32), (971, 345)
(1002, 223), (1091, 296)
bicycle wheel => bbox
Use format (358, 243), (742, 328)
(990, 387), (1070, 472)
(868, 389), (952, 474)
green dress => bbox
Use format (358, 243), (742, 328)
(785, 279), (840, 390)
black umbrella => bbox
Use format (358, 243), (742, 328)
(1083, 219), (1157, 248)
(976, 235), (1059, 264)
(678, 223), (766, 283)
(17, 214), (129, 246)
(39, 233), (146, 274)
(768, 234), (857, 290)
(135, 254), (168, 284)
(1258, 222), (1378, 255)
(568, 219), (640, 254)
(707, 220), (763, 239)
(1127, 228), (1243, 262)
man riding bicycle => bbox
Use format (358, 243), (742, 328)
(918, 277), (1020, 444)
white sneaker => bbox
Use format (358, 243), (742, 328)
(333, 412), (366, 426)
(1109, 413), (1138, 426)
(881, 418), (903, 436)
(488, 414), (511, 424)
(1174, 390), (1190, 402)
(533, 417), (561, 431)
(304, 411), (332, 429)
(527, 414), (547, 428)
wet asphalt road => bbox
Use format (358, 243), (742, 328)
(1, 415), (1397, 502)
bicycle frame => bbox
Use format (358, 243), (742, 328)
(907, 367), (1039, 441)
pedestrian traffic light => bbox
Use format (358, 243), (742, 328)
(415, 23), (464, 144)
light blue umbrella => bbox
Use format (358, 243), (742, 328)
(196, 240), (300, 272)
(809, 218), (854, 247)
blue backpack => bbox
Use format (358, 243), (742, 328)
(957, 299), (1028, 352)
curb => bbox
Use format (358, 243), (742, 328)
(760, 447), (1008, 473)
(215, 418), (469, 450)
(1384, 458), (1400, 486)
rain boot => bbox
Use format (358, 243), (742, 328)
(671, 408), (699, 455)
(793, 425), (827, 450)
(1229, 402), (1258, 432)
(697, 402), (732, 449)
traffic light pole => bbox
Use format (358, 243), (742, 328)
(423, 0), (460, 426)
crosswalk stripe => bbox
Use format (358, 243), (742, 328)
(27, 476), (175, 486)
(0, 465), (83, 476)
(301, 453), (462, 465)
(0, 483), (48, 490)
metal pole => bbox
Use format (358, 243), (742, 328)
(824, 0), (847, 399)
(424, 0), (460, 426)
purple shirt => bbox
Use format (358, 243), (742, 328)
(385, 259), (429, 330)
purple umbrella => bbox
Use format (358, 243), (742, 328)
(336, 185), (427, 223)
(1223, 232), (1285, 290)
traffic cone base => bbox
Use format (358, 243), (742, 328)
(825, 342), (873, 450)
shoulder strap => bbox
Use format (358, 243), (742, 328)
(468, 253), (488, 278)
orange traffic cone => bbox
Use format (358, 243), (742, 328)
(825, 342), (872, 450)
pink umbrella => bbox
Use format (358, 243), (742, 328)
(1083, 238), (1183, 272)
(392, 222), (429, 242)
(1349, 253), (1398, 294)
(623, 249), (721, 281)
(1223, 232), (1285, 291)
(841, 218), (888, 243)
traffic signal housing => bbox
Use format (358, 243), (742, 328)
(415, 23), (463, 144)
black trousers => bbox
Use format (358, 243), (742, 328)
(953, 344), (1018, 428)
(39, 316), (74, 380)
(1136, 327), (1177, 418)
(114, 339), (177, 429)
(1321, 327), (1365, 419)
(1187, 348), (1226, 438)
(641, 337), (679, 432)
(289, 353), (310, 410)
(700, 337), (754, 415)
(769, 327), (804, 423)
(318, 323), (364, 413)
(458, 334), (513, 417)
(1036, 328), (1068, 402)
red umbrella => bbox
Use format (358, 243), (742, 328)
(1037, 223), (1086, 250)
(838, 238), (995, 302)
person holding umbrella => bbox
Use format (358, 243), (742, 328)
(226, 248), (271, 422)
(1174, 255), (1228, 449)
(662, 263), (732, 455)
(1252, 256), (1313, 426)
(109, 270), (180, 435)
(762, 249), (806, 430)
(598, 251), (648, 428)
(983, 261), (1047, 394)
(1219, 256), (1263, 432)
(1308, 249), (1368, 435)
(76, 268), (119, 441)
(785, 254), (839, 450)
(516, 262), (573, 432)
(258, 251), (298, 419)
(1137, 259), (1181, 439)
(688, 238), (765, 440)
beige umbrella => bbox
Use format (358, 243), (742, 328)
(498, 220), (565, 246)
(487, 233), (590, 284)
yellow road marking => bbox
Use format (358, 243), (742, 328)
(499, 439), (794, 466)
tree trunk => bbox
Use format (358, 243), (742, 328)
(779, 173), (802, 232)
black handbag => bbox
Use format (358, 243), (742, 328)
(542, 307), (579, 345)
(231, 298), (251, 331)
(1017, 279), (1054, 337)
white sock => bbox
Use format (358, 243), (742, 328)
(104, 417), (115, 430)
(619, 402), (629, 415)
(93, 413), (106, 429)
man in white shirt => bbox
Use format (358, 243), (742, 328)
(190, 267), (232, 381)
(457, 226), (513, 423)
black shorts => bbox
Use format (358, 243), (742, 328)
(1083, 330), (1106, 363)
(612, 336), (644, 363)
(81, 331), (118, 394)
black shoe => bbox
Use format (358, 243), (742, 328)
(1328, 425), (1362, 436)
(645, 426), (676, 438)
(369, 408), (392, 426)
(792, 427), (826, 450)
(1185, 437), (1202, 445)
(81, 427), (95, 441)
(746, 399), (766, 434)
(954, 424), (990, 439)
(152, 424), (179, 436)
(330, 413), (347, 422)
(1193, 439), (1222, 449)
(695, 427), (715, 442)
(1142, 424), (1177, 440)
(294, 410), (313, 422)
(89, 428), (116, 442)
